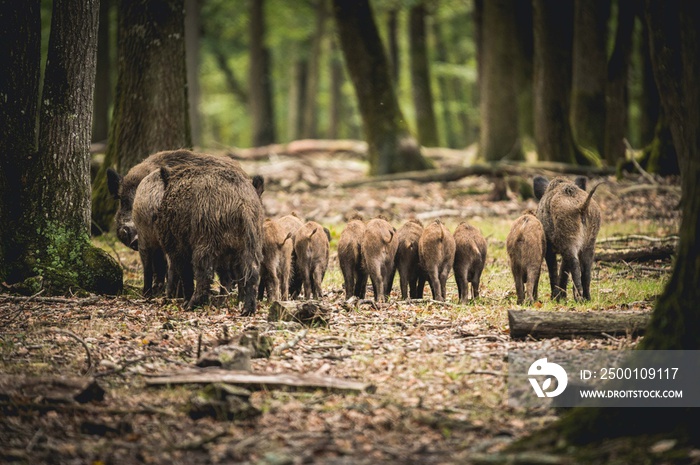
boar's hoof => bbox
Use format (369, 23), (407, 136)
(240, 307), (256, 317)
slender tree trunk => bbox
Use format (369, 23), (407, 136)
(387, 8), (399, 84)
(514, 0), (534, 140)
(4, 0), (122, 294)
(92, 0), (112, 143)
(287, 52), (307, 141)
(302, 0), (327, 139)
(533, 0), (579, 164)
(571, 0), (609, 160)
(639, 18), (660, 147)
(328, 39), (343, 139)
(409, 3), (439, 148)
(91, 0), (190, 234)
(249, 0), (276, 146)
(185, 0), (201, 147)
(480, 0), (521, 161)
(0, 0), (41, 279)
(432, 21), (457, 149)
(332, 0), (432, 175)
(604, 0), (635, 166)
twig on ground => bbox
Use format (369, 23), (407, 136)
(38, 328), (93, 376)
(273, 328), (309, 355)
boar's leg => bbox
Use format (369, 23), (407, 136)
(354, 269), (368, 298)
(151, 248), (167, 296)
(312, 266), (324, 300)
(528, 264), (542, 303)
(169, 255), (194, 303)
(580, 248), (594, 300)
(289, 253), (303, 299)
(426, 266), (442, 301)
(563, 253), (584, 301)
(399, 270), (409, 300)
(187, 254), (215, 310)
(513, 266), (525, 304)
(280, 259), (291, 300)
(341, 260), (356, 299)
(139, 247), (155, 297)
(471, 267), (483, 300)
(240, 264), (260, 316)
(544, 244), (560, 299)
(439, 267), (450, 301)
(384, 265), (396, 300)
(455, 266), (468, 304)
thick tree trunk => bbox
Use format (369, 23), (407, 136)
(287, 55), (307, 141)
(9, 0), (122, 294)
(514, 0), (534, 140)
(328, 39), (343, 139)
(432, 21), (457, 149)
(249, 0), (276, 146)
(91, 0), (191, 234)
(480, 0), (521, 161)
(571, 0), (609, 160)
(185, 0), (202, 147)
(533, 0), (579, 164)
(92, 0), (112, 143)
(386, 9), (399, 84)
(408, 3), (439, 148)
(603, 0), (635, 166)
(0, 0), (41, 279)
(332, 0), (432, 175)
(639, 19), (660, 147)
(301, 0), (327, 140)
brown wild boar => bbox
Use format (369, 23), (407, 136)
(534, 175), (603, 301)
(395, 219), (426, 300)
(338, 214), (368, 299)
(107, 149), (247, 250)
(155, 164), (264, 315)
(274, 213), (305, 299)
(293, 221), (330, 300)
(453, 222), (487, 303)
(362, 217), (398, 303)
(258, 219), (292, 301)
(506, 212), (545, 304)
(131, 169), (167, 296)
(419, 220), (455, 301)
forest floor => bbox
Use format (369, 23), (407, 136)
(0, 149), (690, 464)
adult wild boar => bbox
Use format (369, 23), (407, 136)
(534, 175), (603, 301)
(338, 214), (368, 299)
(107, 149), (248, 250)
(418, 220), (455, 301)
(258, 219), (292, 302)
(453, 222), (487, 303)
(155, 164), (264, 315)
(395, 219), (426, 300)
(293, 221), (330, 300)
(362, 217), (398, 303)
(506, 211), (545, 304)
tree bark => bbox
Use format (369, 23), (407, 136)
(480, 0), (521, 161)
(185, 0), (202, 147)
(386, 8), (399, 84)
(332, 0), (432, 175)
(328, 39), (344, 139)
(301, 0), (327, 139)
(2, 0), (122, 294)
(533, 0), (579, 164)
(287, 54), (307, 141)
(249, 0), (276, 146)
(603, 0), (636, 166)
(639, 18), (660, 147)
(91, 0), (191, 234)
(571, 0), (609, 160)
(508, 310), (650, 340)
(92, 0), (112, 143)
(409, 3), (439, 148)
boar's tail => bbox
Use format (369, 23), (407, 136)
(579, 181), (607, 213)
(278, 232), (293, 248)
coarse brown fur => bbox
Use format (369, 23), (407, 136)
(506, 212), (545, 304)
(362, 217), (398, 303)
(258, 219), (292, 302)
(453, 222), (487, 303)
(395, 219), (426, 300)
(419, 220), (456, 301)
(107, 149), (244, 250)
(274, 213), (305, 299)
(338, 216), (368, 299)
(534, 175), (603, 301)
(293, 221), (330, 300)
(156, 164), (263, 315)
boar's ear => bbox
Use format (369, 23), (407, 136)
(533, 176), (549, 200)
(324, 227), (331, 242)
(106, 168), (122, 199)
(159, 167), (171, 188)
(574, 176), (587, 191)
(252, 175), (264, 197)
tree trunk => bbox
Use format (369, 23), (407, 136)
(480, 0), (521, 161)
(302, 0), (327, 140)
(639, 17), (660, 147)
(91, 0), (191, 234)
(432, 21), (458, 149)
(287, 54), (307, 141)
(185, 0), (202, 147)
(249, 0), (276, 146)
(328, 39), (343, 139)
(532, 0), (579, 164)
(386, 9), (399, 84)
(0, 0), (41, 279)
(332, 0), (432, 175)
(571, 0), (609, 160)
(514, 0), (534, 140)
(409, 3), (439, 148)
(92, 0), (112, 143)
(3, 0), (122, 294)
(603, 0), (636, 166)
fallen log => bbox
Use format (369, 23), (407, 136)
(594, 244), (676, 262)
(146, 368), (375, 394)
(0, 375), (105, 404)
(268, 300), (331, 326)
(508, 310), (650, 339)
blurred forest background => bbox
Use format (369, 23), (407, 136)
(37, 0), (672, 171)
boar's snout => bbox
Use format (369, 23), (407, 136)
(118, 225), (138, 251)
